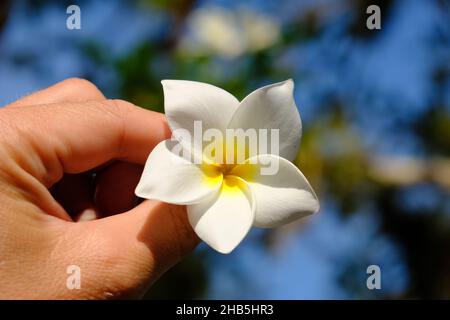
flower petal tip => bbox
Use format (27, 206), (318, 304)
(134, 184), (146, 199)
(160, 79), (175, 89)
(313, 200), (320, 215)
(262, 78), (295, 92)
(280, 78), (294, 92)
(213, 245), (235, 255)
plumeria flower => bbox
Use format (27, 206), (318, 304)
(135, 79), (319, 254)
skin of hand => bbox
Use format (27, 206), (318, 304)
(0, 78), (199, 299)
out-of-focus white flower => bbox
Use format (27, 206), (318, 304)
(135, 79), (319, 253)
(240, 10), (280, 52)
(179, 6), (281, 58)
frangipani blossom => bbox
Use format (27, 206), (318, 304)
(179, 6), (281, 58)
(135, 79), (319, 254)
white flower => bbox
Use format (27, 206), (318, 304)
(135, 79), (319, 254)
(179, 6), (281, 58)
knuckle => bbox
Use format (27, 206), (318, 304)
(62, 78), (104, 98)
(103, 99), (136, 156)
(101, 99), (136, 121)
(107, 99), (136, 112)
(63, 77), (94, 89)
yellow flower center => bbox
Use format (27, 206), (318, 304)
(200, 136), (260, 194)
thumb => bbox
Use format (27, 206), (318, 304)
(65, 200), (199, 298)
(110, 200), (200, 273)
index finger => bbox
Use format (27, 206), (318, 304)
(0, 99), (170, 186)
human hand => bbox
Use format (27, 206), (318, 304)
(0, 78), (199, 299)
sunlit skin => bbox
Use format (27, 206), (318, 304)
(0, 78), (199, 299)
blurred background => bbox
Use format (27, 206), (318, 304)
(0, 0), (449, 299)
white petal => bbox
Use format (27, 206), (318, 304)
(227, 79), (301, 161)
(135, 140), (222, 205)
(187, 176), (254, 254)
(231, 154), (319, 228)
(162, 80), (239, 152)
